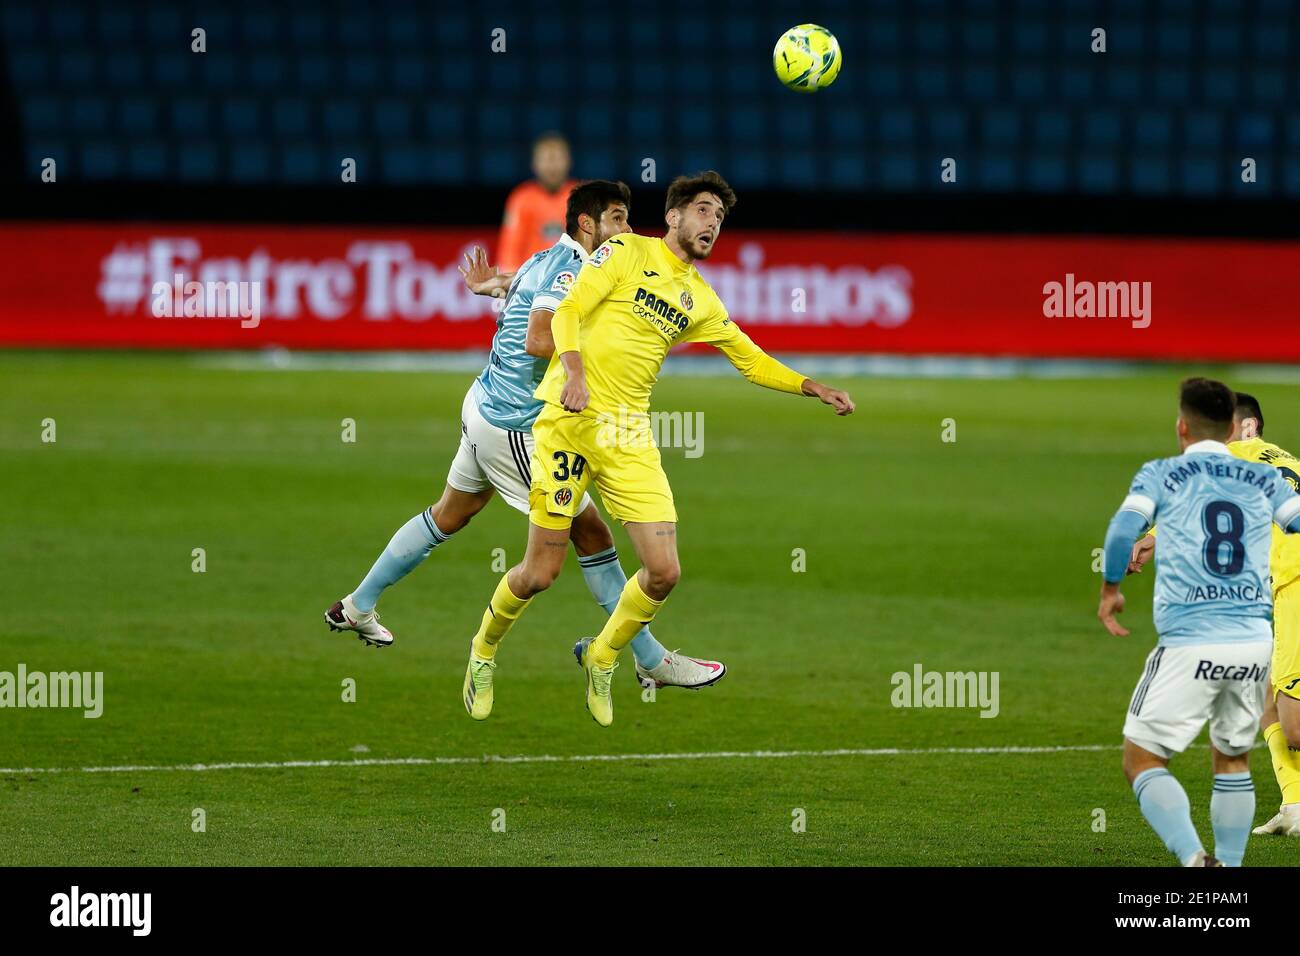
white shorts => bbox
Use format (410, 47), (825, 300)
(446, 387), (591, 516)
(1122, 640), (1272, 759)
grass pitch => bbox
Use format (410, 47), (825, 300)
(2, 352), (1298, 866)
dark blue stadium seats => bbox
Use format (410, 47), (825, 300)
(4, 0), (1291, 197)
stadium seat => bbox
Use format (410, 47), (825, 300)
(1033, 110), (1070, 147)
(1078, 155), (1121, 194)
(1135, 112), (1174, 148)
(1179, 155), (1221, 196)
(390, 57), (430, 94)
(230, 144), (273, 183)
(978, 154), (1018, 191)
(880, 109), (918, 146)
(914, 64), (951, 100)
(1026, 153), (1069, 192)
(1083, 110), (1122, 148)
(1184, 111), (1224, 149)
(103, 53), (145, 91)
(1131, 156), (1173, 195)
(373, 99), (413, 139)
(21, 96), (61, 133)
(880, 153), (920, 191)
(272, 98), (313, 139)
(118, 96), (160, 136)
(177, 143), (221, 183)
(67, 96), (110, 137)
(127, 141), (169, 181)
(80, 141), (123, 180)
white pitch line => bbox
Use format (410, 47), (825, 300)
(0, 743), (1126, 776)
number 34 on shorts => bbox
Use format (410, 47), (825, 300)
(526, 404), (678, 529)
(528, 445), (589, 528)
(551, 450), (586, 505)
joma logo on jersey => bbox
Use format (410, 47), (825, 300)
(633, 287), (690, 331)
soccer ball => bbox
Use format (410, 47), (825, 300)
(772, 24), (842, 93)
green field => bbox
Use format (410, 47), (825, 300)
(2, 352), (1298, 866)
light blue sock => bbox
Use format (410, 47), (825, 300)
(1132, 767), (1203, 865)
(578, 547), (667, 669)
(1210, 772), (1255, 867)
(352, 508), (450, 613)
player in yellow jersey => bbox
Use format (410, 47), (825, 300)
(1130, 391), (1300, 835)
(461, 171), (855, 725)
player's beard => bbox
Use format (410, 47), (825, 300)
(678, 223), (713, 261)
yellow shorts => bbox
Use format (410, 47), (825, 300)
(528, 403), (677, 530)
(1274, 580), (1300, 699)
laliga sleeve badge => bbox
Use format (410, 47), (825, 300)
(591, 244), (613, 267)
(552, 271), (575, 292)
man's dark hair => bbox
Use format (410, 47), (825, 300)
(565, 179), (631, 236)
(1234, 391), (1265, 436)
(1179, 377), (1236, 439)
(665, 170), (737, 218)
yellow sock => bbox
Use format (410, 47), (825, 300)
(471, 574), (532, 660)
(589, 573), (663, 670)
(1264, 721), (1300, 805)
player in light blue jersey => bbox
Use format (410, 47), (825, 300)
(1098, 378), (1300, 866)
(325, 181), (725, 695)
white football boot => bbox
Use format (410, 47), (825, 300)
(324, 594), (394, 648)
(634, 649), (726, 690)
(1252, 804), (1300, 836)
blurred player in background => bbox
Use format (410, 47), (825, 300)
(464, 171), (855, 727)
(1099, 378), (1300, 866)
(496, 132), (576, 271)
(327, 181), (723, 709)
(1129, 391), (1300, 837)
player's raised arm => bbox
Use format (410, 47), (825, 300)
(1097, 466), (1161, 636)
(702, 313), (855, 416)
(550, 238), (630, 411)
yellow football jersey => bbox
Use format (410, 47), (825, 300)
(536, 233), (806, 420)
(1229, 437), (1300, 594)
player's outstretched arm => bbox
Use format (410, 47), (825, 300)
(709, 321), (854, 415)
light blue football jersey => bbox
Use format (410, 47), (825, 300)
(1121, 440), (1300, 645)
(472, 233), (587, 431)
